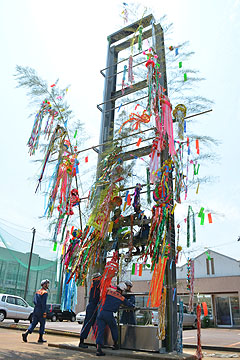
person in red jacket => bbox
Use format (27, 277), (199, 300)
(22, 279), (49, 343)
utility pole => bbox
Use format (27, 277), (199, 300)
(24, 227), (36, 300)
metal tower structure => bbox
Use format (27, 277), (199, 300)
(97, 14), (177, 352)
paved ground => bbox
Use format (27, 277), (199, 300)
(183, 328), (240, 349)
(0, 328), (126, 360)
(2, 320), (240, 349)
(0, 327), (239, 359)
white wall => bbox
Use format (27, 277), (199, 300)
(177, 250), (240, 279)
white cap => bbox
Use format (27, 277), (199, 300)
(117, 283), (127, 291)
(41, 279), (50, 286)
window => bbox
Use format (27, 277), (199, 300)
(211, 258), (215, 275)
(206, 259), (210, 275)
(1, 295), (6, 302)
(16, 298), (27, 307)
(6, 296), (16, 305)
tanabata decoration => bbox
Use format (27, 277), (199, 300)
(157, 286), (167, 340)
(173, 143), (186, 203)
(128, 55), (134, 87)
(35, 125), (66, 192)
(196, 304), (203, 360)
(27, 100), (59, 155)
(173, 104), (187, 141)
(146, 245), (169, 307)
(133, 183), (142, 212)
(188, 259), (194, 312)
(99, 251), (119, 308)
(65, 149), (124, 285)
(198, 207), (205, 225)
(61, 270), (77, 312)
(176, 300), (184, 353)
(121, 64), (128, 95)
(138, 25), (143, 51)
(187, 258), (191, 291)
(118, 110), (151, 133)
(187, 205), (196, 247)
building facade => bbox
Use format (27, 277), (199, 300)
(177, 250), (240, 327)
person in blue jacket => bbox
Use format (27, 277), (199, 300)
(22, 279), (49, 343)
(96, 283), (135, 356)
(79, 272), (102, 348)
(120, 280), (136, 325)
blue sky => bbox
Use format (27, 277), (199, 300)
(0, 0), (239, 263)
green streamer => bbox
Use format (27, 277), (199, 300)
(200, 213), (205, 225)
(187, 206), (196, 247)
(138, 25), (143, 51)
(179, 61), (182, 68)
(132, 263), (135, 275)
(53, 242), (57, 251)
(184, 73), (187, 81)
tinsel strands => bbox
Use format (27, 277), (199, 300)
(176, 300), (183, 353)
(157, 286), (167, 340)
(138, 25), (143, 51)
(196, 304), (203, 360)
(187, 206), (191, 247)
(146, 168), (151, 204)
(187, 205), (196, 247)
(128, 55), (134, 86)
(188, 260), (194, 312)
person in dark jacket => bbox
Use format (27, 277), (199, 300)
(120, 280), (136, 325)
(79, 272), (102, 348)
(96, 283), (135, 356)
(22, 279), (49, 343)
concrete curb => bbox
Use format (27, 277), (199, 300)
(48, 342), (197, 359)
(183, 344), (240, 353)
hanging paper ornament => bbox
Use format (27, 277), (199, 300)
(179, 61), (182, 68)
(169, 46), (174, 51)
(173, 104), (187, 141)
(184, 73), (187, 81)
(175, 48), (179, 56)
(208, 213), (213, 224)
(136, 138), (142, 147)
(139, 263), (143, 276)
(196, 139), (200, 154)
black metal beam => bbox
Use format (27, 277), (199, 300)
(108, 14), (154, 45)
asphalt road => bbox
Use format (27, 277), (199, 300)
(2, 319), (240, 349)
(0, 328), (239, 360)
(0, 328), (125, 360)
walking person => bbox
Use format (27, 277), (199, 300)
(79, 273), (102, 348)
(22, 279), (49, 343)
(96, 283), (135, 356)
(121, 280), (136, 325)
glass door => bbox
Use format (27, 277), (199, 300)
(216, 296), (232, 326)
